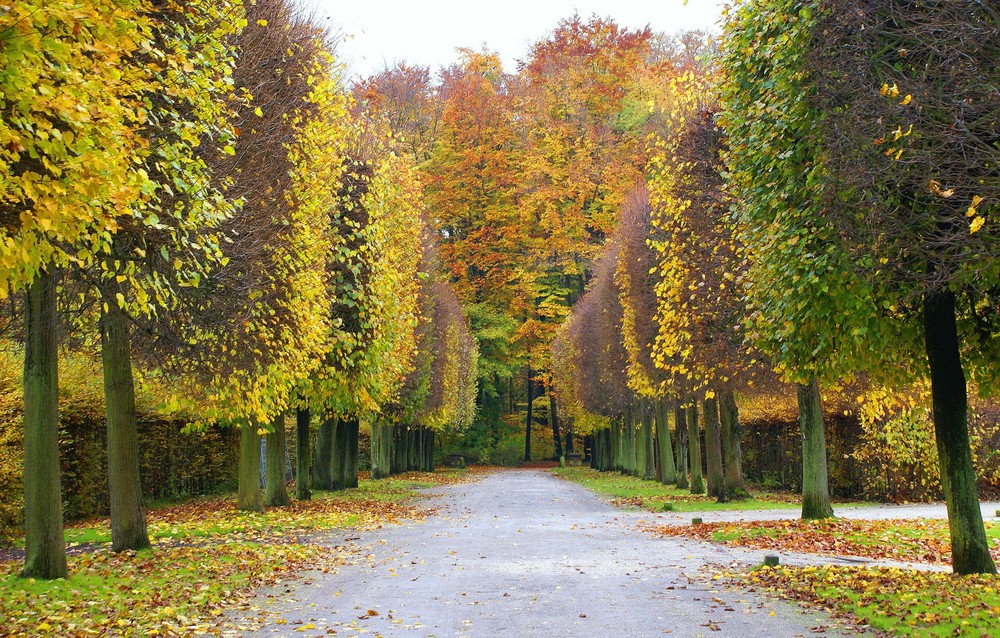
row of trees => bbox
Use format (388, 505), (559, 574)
(554, 0), (999, 575)
(356, 17), (715, 461)
(2, 0), (477, 580)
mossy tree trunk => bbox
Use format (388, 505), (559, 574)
(549, 387), (563, 460)
(564, 416), (574, 454)
(719, 388), (748, 500)
(626, 405), (638, 477)
(265, 414), (290, 506)
(523, 367), (533, 462)
(371, 422), (391, 479)
(423, 429), (435, 472)
(99, 291), (150, 553)
(641, 401), (655, 481)
(238, 422), (263, 512)
(330, 418), (348, 490)
(345, 417), (359, 488)
(655, 399), (676, 484)
(797, 378), (834, 520)
(314, 416), (334, 490)
(924, 288), (996, 574)
(674, 403), (689, 490)
(295, 407), (311, 500)
(703, 396), (724, 500)
(20, 270), (68, 579)
(687, 403), (704, 495)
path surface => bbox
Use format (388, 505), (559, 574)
(233, 470), (868, 637)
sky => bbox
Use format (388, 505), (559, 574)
(296, 0), (726, 81)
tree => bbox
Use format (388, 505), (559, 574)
(718, 0), (885, 518)
(811, 0), (1000, 574)
(2, 0), (154, 579)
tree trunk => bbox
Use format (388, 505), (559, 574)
(565, 417), (574, 454)
(314, 416), (334, 490)
(295, 407), (311, 500)
(674, 404), (689, 489)
(423, 429), (435, 472)
(265, 414), (290, 506)
(238, 423), (263, 512)
(344, 417), (359, 488)
(924, 288), (996, 574)
(655, 399), (676, 485)
(719, 388), (748, 500)
(641, 401), (655, 481)
(687, 403), (704, 494)
(330, 419), (345, 490)
(797, 378), (834, 520)
(549, 386), (563, 460)
(100, 293), (150, 552)
(703, 396), (724, 500)
(371, 422), (391, 479)
(524, 367), (533, 462)
(20, 270), (67, 579)
(626, 404), (639, 476)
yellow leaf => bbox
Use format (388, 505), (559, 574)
(37, 622), (52, 632)
(296, 624), (316, 631)
(257, 19), (268, 26)
(899, 94), (912, 106)
(970, 216), (985, 234)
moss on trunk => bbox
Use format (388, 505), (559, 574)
(265, 414), (290, 507)
(797, 378), (834, 520)
(295, 408), (311, 500)
(719, 388), (748, 500)
(655, 399), (676, 485)
(687, 403), (704, 495)
(674, 404), (689, 490)
(237, 423), (263, 513)
(703, 396), (724, 500)
(20, 270), (67, 580)
(924, 288), (996, 574)
(100, 294), (150, 552)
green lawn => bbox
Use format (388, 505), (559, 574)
(747, 565), (1000, 637)
(550, 466), (803, 512)
(0, 471), (458, 636)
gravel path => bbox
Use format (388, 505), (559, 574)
(232, 470), (871, 637)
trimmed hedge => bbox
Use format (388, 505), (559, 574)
(0, 347), (237, 543)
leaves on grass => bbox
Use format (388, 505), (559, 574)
(0, 472), (472, 636)
(644, 518), (1000, 565)
(743, 565), (1000, 637)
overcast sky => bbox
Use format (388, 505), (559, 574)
(296, 0), (726, 81)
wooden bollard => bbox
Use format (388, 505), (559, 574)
(763, 555), (780, 567)
(692, 517), (703, 525)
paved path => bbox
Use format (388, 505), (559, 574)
(233, 470), (868, 637)
(656, 500), (1000, 526)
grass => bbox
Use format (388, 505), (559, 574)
(550, 466), (802, 512)
(0, 470), (471, 637)
(649, 517), (1000, 565)
(58, 472), (453, 547)
(745, 565), (1000, 637)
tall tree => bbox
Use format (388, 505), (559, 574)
(812, 0), (1000, 574)
(2, 0), (154, 578)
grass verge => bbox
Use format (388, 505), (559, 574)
(645, 518), (1000, 565)
(550, 466), (800, 512)
(743, 565), (1000, 637)
(0, 470), (473, 636)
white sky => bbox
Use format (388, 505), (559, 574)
(296, 0), (726, 81)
